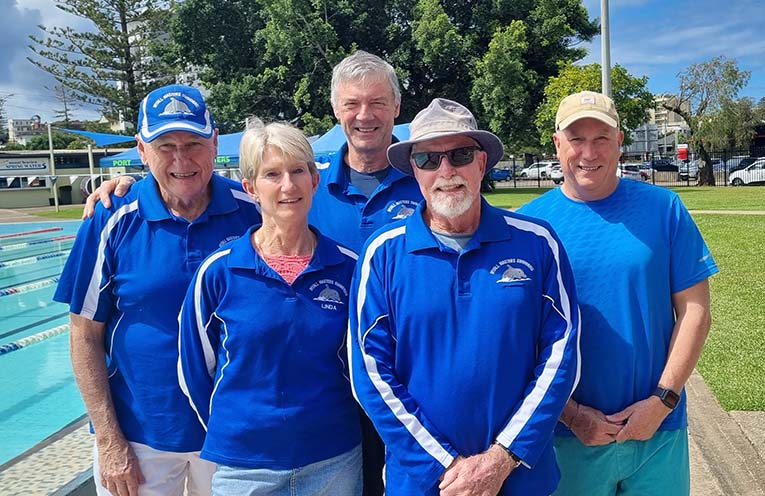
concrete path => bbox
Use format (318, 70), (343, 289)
(687, 371), (765, 495)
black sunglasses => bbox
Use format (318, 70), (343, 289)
(410, 146), (482, 170)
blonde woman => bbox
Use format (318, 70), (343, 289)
(178, 121), (362, 495)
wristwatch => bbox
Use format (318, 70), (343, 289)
(653, 386), (680, 410)
(492, 441), (522, 468)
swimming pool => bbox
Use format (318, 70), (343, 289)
(0, 221), (85, 466)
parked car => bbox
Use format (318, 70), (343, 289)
(678, 158), (722, 181)
(725, 156), (756, 174)
(646, 157), (678, 171)
(728, 158), (765, 186)
(489, 167), (512, 182)
(518, 160), (559, 179)
(617, 163), (644, 181)
(550, 164), (564, 184)
(638, 162), (653, 180)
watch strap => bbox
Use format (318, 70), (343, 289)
(653, 386), (680, 410)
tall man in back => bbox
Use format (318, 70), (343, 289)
(308, 50), (423, 251)
(519, 91), (718, 495)
(309, 50), (423, 495)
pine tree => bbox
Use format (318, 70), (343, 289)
(28, 0), (176, 129)
(50, 84), (80, 127)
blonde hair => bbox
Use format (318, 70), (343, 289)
(239, 119), (316, 181)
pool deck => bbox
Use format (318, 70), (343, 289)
(1, 207), (763, 495)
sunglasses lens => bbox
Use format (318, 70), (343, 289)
(411, 146), (481, 170)
(412, 152), (440, 170)
(448, 147), (476, 166)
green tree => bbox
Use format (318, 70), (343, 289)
(535, 63), (654, 150)
(24, 130), (81, 150)
(702, 97), (764, 152)
(471, 22), (535, 150)
(169, 0), (598, 141)
(28, 0), (176, 128)
(663, 55), (750, 185)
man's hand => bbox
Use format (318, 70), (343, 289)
(82, 176), (136, 219)
(568, 403), (623, 446)
(606, 396), (672, 442)
(97, 435), (145, 496)
(439, 444), (516, 496)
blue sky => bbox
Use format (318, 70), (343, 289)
(581, 0), (765, 98)
(2, 0), (764, 123)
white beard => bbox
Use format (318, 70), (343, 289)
(428, 177), (476, 218)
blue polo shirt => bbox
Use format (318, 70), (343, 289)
(178, 227), (361, 469)
(54, 173), (261, 452)
(349, 199), (580, 495)
(518, 179), (718, 434)
(309, 143), (423, 252)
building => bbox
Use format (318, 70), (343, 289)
(622, 123), (659, 160)
(0, 148), (129, 208)
(7, 116), (45, 146)
(652, 94), (690, 134)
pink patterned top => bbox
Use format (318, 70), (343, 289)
(261, 254), (312, 285)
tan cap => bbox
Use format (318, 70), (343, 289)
(555, 91), (619, 130)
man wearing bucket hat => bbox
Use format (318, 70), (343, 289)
(348, 98), (581, 495)
(55, 84), (261, 496)
(519, 91), (717, 495)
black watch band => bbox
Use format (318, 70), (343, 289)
(652, 386), (680, 410)
(492, 441), (522, 467)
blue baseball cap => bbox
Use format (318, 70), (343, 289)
(137, 84), (216, 142)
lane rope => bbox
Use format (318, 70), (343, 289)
(0, 227), (63, 240)
(0, 276), (61, 297)
(0, 235), (76, 252)
(0, 251), (70, 270)
(0, 324), (70, 356)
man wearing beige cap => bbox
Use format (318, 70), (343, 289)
(519, 91), (718, 495)
(349, 98), (581, 495)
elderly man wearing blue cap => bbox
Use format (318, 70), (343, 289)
(54, 84), (262, 496)
(348, 98), (581, 495)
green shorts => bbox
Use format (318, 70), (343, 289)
(553, 428), (689, 496)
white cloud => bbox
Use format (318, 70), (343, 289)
(1, 0), (98, 121)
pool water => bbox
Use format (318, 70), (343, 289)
(0, 221), (85, 466)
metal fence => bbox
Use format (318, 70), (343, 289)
(487, 148), (764, 189)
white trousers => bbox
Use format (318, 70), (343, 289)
(93, 440), (216, 496)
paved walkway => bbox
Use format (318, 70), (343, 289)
(1, 206), (763, 494)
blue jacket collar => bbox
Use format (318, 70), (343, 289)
(326, 137), (407, 195)
(138, 173), (241, 222)
(227, 225), (350, 276)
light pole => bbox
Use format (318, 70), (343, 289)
(601, 0), (612, 98)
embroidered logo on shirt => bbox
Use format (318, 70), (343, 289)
(387, 200), (418, 220)
(310, 279), (349, 311)
(490, 258), (534, 284)
(218, 235), (240, 247)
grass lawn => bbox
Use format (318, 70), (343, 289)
(693, 214), (765, 411)
(486, 184), (765, 211)
(31, 205), (85, 220)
